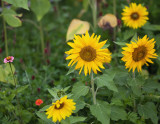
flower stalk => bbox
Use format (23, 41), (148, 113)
(90, 0), (97, 31)
(91, 72), (96, 104)
(39, 21), (45, 60)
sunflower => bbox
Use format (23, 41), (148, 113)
(65, 31), (112, 76)
(46, 96), (76, 123)
(121, 3), (148, 29)
(121, 35), (157, 72)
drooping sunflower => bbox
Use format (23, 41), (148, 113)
(65, 31), (112, 76)
(46, 96), (76, 123)
(121, 3), (148, 29)
(121, 35), (157, 72)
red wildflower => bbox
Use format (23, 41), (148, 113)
(35, 99), (43, 106)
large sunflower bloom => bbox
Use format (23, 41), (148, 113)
(46, 96), (76, 123)
(65, 32), (112, 76)
(121, 35), (157, 72)
(121, 3), (148, 29)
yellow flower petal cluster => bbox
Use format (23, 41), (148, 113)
(122, 3), (148, 29)
(65, 31), (112, 76)
(121, 35), (157, 72)
(46, 96), (76, 123)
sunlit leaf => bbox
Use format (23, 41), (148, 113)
(0, 63), (16, 85)
(66, 19), (90, 41)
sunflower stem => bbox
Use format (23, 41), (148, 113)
(91, 72), (96, 104)
(132, 71), (135, 79)
(1, 1), (9, 56)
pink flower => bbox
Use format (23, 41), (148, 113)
(4, 56), (14, 63)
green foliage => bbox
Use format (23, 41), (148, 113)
(72, 82), (89, 100)
(61, 116), (86, 124)
(2, 8), (22, 27)
(2, 0), (29, 10)
(30, 0), (51, 21)
(90, 101), (111, 124)
(111, 106), (127, 121)
(36, 112), (53, 124)
(138, 102), (158, 124)
(96, 73), (118, 92)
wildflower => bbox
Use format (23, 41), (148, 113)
(4, 56), (14, 63)
(35, 99), (43, 106)
(31, 75), (35, 80)
(121, 35), (157, 72)
(121, 3), (148, 29)
(65, 31), (112, 76)
(46, 96), (76, 123)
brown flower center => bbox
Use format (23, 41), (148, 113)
(79, 46), (96, 62)
(132, 46), (147, 62)
(55, 103), (64, 110)
(6, 56), (11, 61)
(131, 12), (139, 20)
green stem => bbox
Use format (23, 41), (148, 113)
(113, 0), (116, 41)
(1, 1), (9, 56)
(90, 0), (97, 31)
(91, 72), (96, 104)
(39, 21), (45, 59)
(132, 71), (135, 79)
(9, 63), (17, 87)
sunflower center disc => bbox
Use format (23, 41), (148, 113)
(55, 103), (64, 109)
(132, 46), (147, 62)
(131, 12), (139, 20)
(80, 46), (96, 62)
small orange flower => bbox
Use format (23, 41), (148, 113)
(35, 99), (43, 106)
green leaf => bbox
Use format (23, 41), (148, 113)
(39, 105), (52, 112)
(0, 63), (16, 85)
(114, 41), (126, 46)
(48, 89), (58, 99)
(66, 65), (76, 75)
(128, 79), (145, 96)
(20, 110), (33, 123)
(131, 32), (137, 42)
(90, 101), (111, 124)
(16, 85), (29, 93)
(2, 8), (22, 27)
(30, 0), (51, 21)
(70, 116), (86, 123)
(3, 0), (29, 10)
(74, 100), (85, 113)
(111, 106), (127, 121)
(138, 102), (158, 124)
(127, 112), (139, 124)
(36, 112), (54, 124)
(123, 29), (135, 41)
(72, 82), (89, 100)
(96, 74), (118, 92)
(143, 23), (160, 31)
